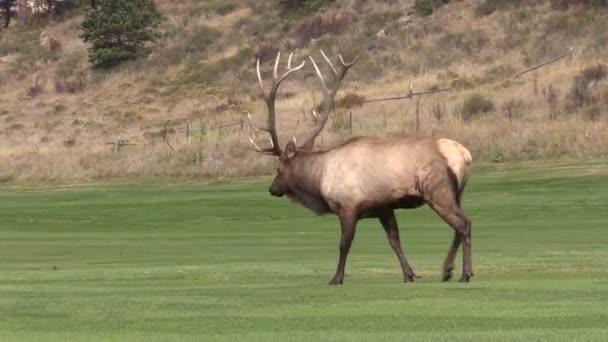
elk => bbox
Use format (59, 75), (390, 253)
(248, 50), (473, 285)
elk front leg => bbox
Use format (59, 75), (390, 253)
(329, 212), (357, 285)
(379, 210), (417, 282)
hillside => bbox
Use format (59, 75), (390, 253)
(0, 0), (607, 182)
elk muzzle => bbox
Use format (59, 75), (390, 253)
(269, 177), (287, 197)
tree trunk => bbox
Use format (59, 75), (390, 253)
(1, 1), (12, 28)
(17, 0), (29, 27)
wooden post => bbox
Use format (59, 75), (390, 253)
(114, 138), (121, 154)
(18, 0), (30, 27)
(402, 109), (407, 134)
(415, 98), (420, 134)
(349, 111), (353, 136)
(240, 117), (244, 131)
(186, 122), (191, 142)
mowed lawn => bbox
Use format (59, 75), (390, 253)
(1, 159), (607, 341)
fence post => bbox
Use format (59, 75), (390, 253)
(186, 122), (191, 142)
(114, 137), (121, 154)
(415, 98), (420, 134)
(349, 111), (353, 135)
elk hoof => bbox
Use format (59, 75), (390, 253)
(328, 277), (344, 285)
(404, 273), (418, 283)
(442, 266), (454, 282)
(459, 274), (472, 283)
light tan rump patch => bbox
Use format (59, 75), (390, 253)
(437, 138), (473, 191)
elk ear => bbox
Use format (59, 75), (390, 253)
(283, 140), (297, 159)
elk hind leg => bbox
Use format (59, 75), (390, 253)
(442, 231), (462, 281)
(434, 206), (472, 282)
(425, 188), (473, 282)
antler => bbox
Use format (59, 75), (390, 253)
(248, 51), (306, 156)
(299, 49), (359, 151)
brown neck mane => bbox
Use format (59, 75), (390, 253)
(285, 151), (332, 215)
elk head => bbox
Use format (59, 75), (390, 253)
(248, 50), (359, 197)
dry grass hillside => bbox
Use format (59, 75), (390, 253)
(0, 0), (607, 182)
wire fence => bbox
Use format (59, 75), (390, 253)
(106, 47), (576, 153)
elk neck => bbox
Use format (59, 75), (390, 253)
(285, 151), (331, 215)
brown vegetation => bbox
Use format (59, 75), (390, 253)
(0, 0), (607, 183)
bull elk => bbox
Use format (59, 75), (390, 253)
(248, 50), (473, 285)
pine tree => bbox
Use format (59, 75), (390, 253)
(80, 0), (160, 67)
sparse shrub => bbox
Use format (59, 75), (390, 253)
(544, 85), (560, 119)
(581, 64), (607, 82)
(415, 0), (434, 16)
(565, 64), (607, 114)
(426, 29), (489, 68)
(213, 1), (238, 15)
(451, 77), (474, 90)
(185, 25), (221, 55)
(277, 0), (335, 13)
(178, 60), (222, 86)
(415, 0), (448, 17)
(9, 123), (24, 130)
(63, 137), (77, 147)
(53, 103), (67, 113)
(55, 76), (86, 94)
(498, 9), (532, 51)
(330, 109), (349, 131)
(214, 98), (241, 113)
(482, 64), (516, 84)
(254, 41), (279, 63)
(437, 30), (489, 56)
(0, 30), (53, 75)
(551, 0), (608, 10)
(488, 145), (504, 163)
(461, 93), (495, 121)
(219, 47), (254, 73)
(501, 98), (526, 125)
(80, 0), (161, 67)
(49, 37), (63, 54)
(56, 53), (83, 78)
(475, 0), (529, 17)
(475, 0), (498, 16)
(431, 103), (447, 122)
(566, 65), (607, 120)
(363, 11), (402, 37)
(294, 8), (352, 46)
(26, 76), (45, 97)
(336, 92), (365, 109)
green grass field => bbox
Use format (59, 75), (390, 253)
(1, 159), (608, 341)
